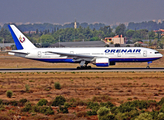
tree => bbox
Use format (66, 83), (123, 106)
(40, 34), (55, 43)
(148, 30), (155, 39)
(77, 26), (84, 33)
(115, 24), (126, 36)
(132, 31), (141, 40)
(90, 37), (100, 41)
(139, 29), (148, 39)
(100, 26), (112, 36)
(126, 30), (135, 39)
(85, 26), (92, 39)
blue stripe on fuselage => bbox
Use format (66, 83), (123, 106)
(31, 57), (161, 63)
(110, 57), (160, 62)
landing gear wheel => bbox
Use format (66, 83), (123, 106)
(146, 66), (150, 69)
(76, 66), (92, 69)
(77, 66), (80, 69)
(88, 66), (91, 69)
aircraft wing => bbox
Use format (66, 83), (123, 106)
(47, 51), (95, 61)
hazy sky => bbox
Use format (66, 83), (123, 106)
(0, 0), (164, 25)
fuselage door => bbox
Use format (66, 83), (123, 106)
(143, 50), (147, 57)
(70, 51), (74, 54)
(38, 51), (42, 57)
(117, 52), (121, 57)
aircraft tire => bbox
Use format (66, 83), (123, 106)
(77, 66), (91, 69)
(146, 66), (150, 69)
(88, 66), (91, 69)
(77, 66), (80, 69)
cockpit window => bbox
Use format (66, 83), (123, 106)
(155, 52), (160, 54)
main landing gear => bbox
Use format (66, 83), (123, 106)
(77, 65), (91, 69)
(146, 61), (152, 69)
(76, 61), (92, 69)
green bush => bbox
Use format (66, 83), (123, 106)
(21, 102), (32, 112)
(158, 112), (164, 120)
(52, 96), (66, 106)
(10, 100), (18, 106)
(119, 100), (149, 111)
(54, 82), (61, 89)
(138, 100), (149, 109)
(115, 112), (129, 120)
(25, 84), (30, 91)
(100, 101), (114, 108)
(97, 107), (110, 116)
(6, 90), (13, 98)
(118, 105), (136, 113)
(64, 102), (70, 108)
(128, 110), (139, 119)
(0, 99), (2, 105)
(37, 99), (48, 106)
(97, 107), (114, 120)
(135, 112), (153, 120)
(159, 104), (164, 113)
(150, 111), (159, 120)
(158, 97), (164, 106)
(87, 101), (100, 112)
(115, 110), (139, 120)
(58, 105), (68, 113)
(19, 98), (28, 105)
(45, 106), (54, 115)
(32, 105), (54, 115)
(87, 110), (97, 116)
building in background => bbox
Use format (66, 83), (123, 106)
(154, 29), (164, 36)
(104, 35), (125, 44)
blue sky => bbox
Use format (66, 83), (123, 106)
(0, 0), (164, 25)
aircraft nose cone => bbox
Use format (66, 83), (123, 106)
(160, 53), (163, 58)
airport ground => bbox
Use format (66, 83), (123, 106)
(0, 50), (164, 119)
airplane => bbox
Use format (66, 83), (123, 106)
(8, 25), (163, 69)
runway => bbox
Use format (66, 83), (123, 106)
(0, 67), (164, 72)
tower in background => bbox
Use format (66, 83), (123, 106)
(74, 19), (77, 29)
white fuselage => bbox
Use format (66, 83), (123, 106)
(9, 47), (163, 64)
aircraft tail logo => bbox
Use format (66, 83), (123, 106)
(19, 36), (25, 43)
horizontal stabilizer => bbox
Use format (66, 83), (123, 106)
(8, 51), (29, 55)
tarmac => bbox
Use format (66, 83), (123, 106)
(0, 67), (164, 72)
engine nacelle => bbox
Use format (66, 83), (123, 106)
(94, 58), (116, 67)
(95, 58), (109, 67)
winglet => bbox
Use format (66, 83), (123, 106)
(8, 25), (36, 50)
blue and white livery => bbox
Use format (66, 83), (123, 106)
(8, 25), (163, 69)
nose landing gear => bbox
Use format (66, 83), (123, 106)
(146, 61), (152, 69)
